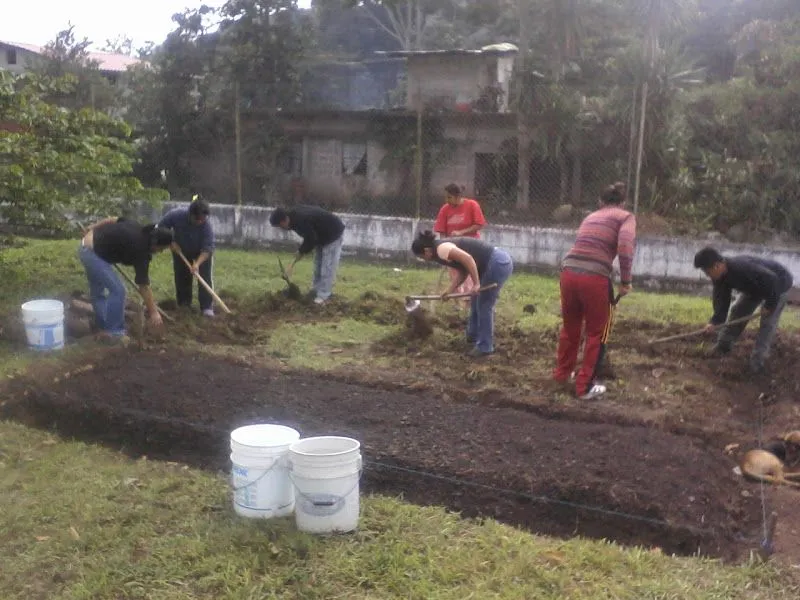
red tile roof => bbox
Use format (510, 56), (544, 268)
(0, 40), (142, 72)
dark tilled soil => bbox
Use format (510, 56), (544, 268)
(2, 349), (764, 560)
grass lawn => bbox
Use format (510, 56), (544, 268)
(2, 237), (800, 598)
(1, 419), (797, 600)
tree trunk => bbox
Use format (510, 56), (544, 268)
(633, 80), (648, 214)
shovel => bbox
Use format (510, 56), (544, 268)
(277, 257), (302, 300)
(404, 283), (499, 313)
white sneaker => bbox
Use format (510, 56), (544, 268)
(579, 384), (606, 400)
(202, 308), (215, 318)
(313, 297), (326, 305)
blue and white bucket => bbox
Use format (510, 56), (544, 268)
(230, 424), (300, 519)
(20, 299), (65, 351)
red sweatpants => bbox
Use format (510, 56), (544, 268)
(553, 270), (614, 396)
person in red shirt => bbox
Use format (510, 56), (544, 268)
(553, 182), (637, 400)
(433, 183), (487, 300)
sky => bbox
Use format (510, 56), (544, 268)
(0, 0), (312, 52)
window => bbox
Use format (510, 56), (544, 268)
(342, 142), (367, 176)
(279, 141), (303, 175)
(6, 49), (17, 65)
(474, 153), (517, 199)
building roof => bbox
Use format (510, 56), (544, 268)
(0, 40), (141, 72)
(375, 42), (518, 58)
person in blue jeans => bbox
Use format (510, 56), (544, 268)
(79, 217), (174, 342)
(159, 197), (216, 317)
(411, 230), (514, 357)
(269, 206), (346, 305)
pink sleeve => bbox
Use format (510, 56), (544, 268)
(617, 214), (637, 284)
(470, 200), (487, 226)
(433, 205), (448, 234)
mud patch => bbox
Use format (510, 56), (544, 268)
(2, 349), (766, 560)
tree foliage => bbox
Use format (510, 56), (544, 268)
(0, 71), (166, 232)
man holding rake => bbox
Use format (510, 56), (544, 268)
(694, 247), (793, 374)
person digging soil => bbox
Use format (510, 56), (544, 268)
(78, 217), (173, 343)
(411, 230), (513, 358)
(694, 246), (794, 374)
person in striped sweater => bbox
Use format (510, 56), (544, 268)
(553, 182), (637, 400)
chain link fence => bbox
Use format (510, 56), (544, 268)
(173, 51), (800, 245)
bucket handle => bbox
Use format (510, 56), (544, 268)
(231, 456), (283, 493)
(288, 458), (363, 517)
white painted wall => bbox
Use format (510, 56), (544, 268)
(0, 44), (39, 75)
(144, 202), (800, 294)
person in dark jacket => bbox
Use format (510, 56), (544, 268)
(694, 246), (794, 373)
(79, 217), (173, 341)
(411, 230), (513, 358)
(159, 197), (216, 317)
(269, 206), (346, 305)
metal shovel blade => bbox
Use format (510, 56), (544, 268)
(404, 297), (422, 313)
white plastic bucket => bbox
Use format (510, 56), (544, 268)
(288, 436), (362, 534)
(230, 424), (300, 519)
(20, 299), (65, 351)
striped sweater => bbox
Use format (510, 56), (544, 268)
(562, 206), (637, 283)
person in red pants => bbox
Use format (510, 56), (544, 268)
(553, 182), (637, 400)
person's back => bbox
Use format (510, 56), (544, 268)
(726, 256), (794, 296)
(92, 219), (148, 268)
(563, 205), (636, 283)
(288, 205), (345, 248)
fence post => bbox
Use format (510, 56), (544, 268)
(414, 85), (423, 220)
(234, 80), (243, 207)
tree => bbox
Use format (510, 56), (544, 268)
(0, 71), (166, 232)
(315, 0), (460, 51)
(35, 25), (118, 113)
(102, 35), (135, 56)
(122, 0), (309, 204)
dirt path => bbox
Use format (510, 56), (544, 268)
(2, 348), (771, 561)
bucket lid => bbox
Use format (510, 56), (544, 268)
(231, 424), (300, 448)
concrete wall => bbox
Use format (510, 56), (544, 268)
(406, 54), (514, 113)
(147, 202), (800, 295)
(277, 112), (516, 203)
(0, 45), (38, 75)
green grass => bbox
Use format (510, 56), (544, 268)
(264, 319), (395, 369)
(1, 419), (797, 600)
(3, 238), (800, 597)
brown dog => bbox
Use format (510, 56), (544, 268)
(739, 438), (800, 488)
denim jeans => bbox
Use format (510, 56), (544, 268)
(313, 237), (344, 301)
(466, 248), (514, 353)
(78, 244), (127, 336)
(718, 291), (789, 370)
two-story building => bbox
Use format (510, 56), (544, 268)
(265, 43), (520, 214)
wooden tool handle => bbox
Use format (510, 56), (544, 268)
(407, 283), (499, 301)
(647, 313), (760, 345)
(112, 265), (175, 322)
(174, 248), (232, 314)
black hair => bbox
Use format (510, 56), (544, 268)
(693, 246), (724, 270)
(600, 181), (627, 205)
(444, 183), (462, 196)
(189, 198), (210, 217)
(143, 224), (174, 249)
(762, 439), (787, 462)
(411, 230), (437, 256)
(270, 207), (288, 227)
